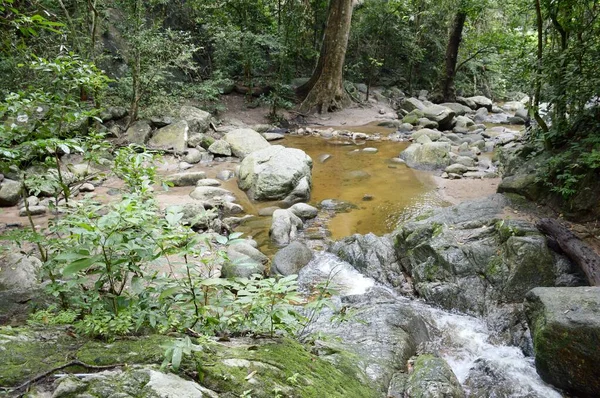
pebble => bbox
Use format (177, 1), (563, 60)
(80, 183), (95, 192)
(362, 147), (378, 153)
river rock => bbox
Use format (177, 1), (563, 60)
(0, 179), (23, 206)
(400, 97), (426, 113)
(124, 120), (152, 145)
(422, 105), (456, 130)
(52, 367), (218, 398)
(320, 199), (357, 212)
(18, 205), (47, 216)
(216, 170), (235, 181)
(456, 96), (477, 109)
(466, 96), (493, 111)
(99, 106), (128, 123)
(0, 252), (44, 324)
(445, 163), (471, 174)
(525, 287), (600, 397)
(183, 148), (203, 164)
(399, 142), (451, 170)
(223, 240), (268, 277)
(179, 105), (211, 134)
(271, 241), (313, 275)
(329, 233), (413, 295)
(394, 194), (583, 347)
(262, 132), (285, 141)
(289, 203), (318, 220)
(223, 128), (270, 159)
(412, 128), (442, 142)
(441, 102), (473, 116)
(166, 171), (207, 187)
(167, 203), (219, 230)
(190, 186), (236, 203)
(270, 209), (303, 247)
(306, 286), (431, 391)
(405, 355), (465, 398)
(196, 179), (221, 187)
(148, 120), (188, 152)
(238, 145), (312, 201)
(208, 139), (232, 156)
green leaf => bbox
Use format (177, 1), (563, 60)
(159, 286), (180, 300)
(62, 255), (101, 276)
(131, 276), (144, 294)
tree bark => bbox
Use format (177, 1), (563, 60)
(439, 11), (467, 102)
(297, 0), (353, 113)
(537, 218), (600, 286)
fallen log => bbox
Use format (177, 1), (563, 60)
(537, 218), (600, 286)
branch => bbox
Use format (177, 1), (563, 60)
(456, 46), (496, 72)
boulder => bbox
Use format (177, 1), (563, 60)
(405, 355), (465, 398)
(223, 128), (270, 159)
(329, 233), (412, 295)
(179, 105), (211, 134)
(422, 105), (456, 130)
(238, 145), (313, 201)
(270, 209), (303, 247)
(399, 142), (451, 170)
(289, 203), (318, 220)
(393, 194), (581, 345)
(165, 171), (207, 187)
(440, 102), (472, 116)
(262, 132), (285, 141)
(271, 241), (313, 275)
(148, 120), (188, 152)
(400, 97), (426, 113)
(0, 252), (42, 291)
(456, 96), (477, 109)
(525, 287), (600, 397)
(445, 163), (471, 174)
(99, 106), (128, 123)
(467, 96), (493, 111)
(124, 120), (152, 145)
(190, 186), (236, 203)
(167, 203), (219, 230)
(18, 205), (47, 216)
(183, 148), (204, 164)
(0, 179), (23, 206)
(208, 139), (232, 156)
(412, 128), (442, 142)
(196, 179), (221, 187)
(223, 241), (268, 278)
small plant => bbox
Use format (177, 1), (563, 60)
(161, 336), (206, 371)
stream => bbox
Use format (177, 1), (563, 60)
(299, 252), (563, 397)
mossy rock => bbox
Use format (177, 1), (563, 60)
(0, 327), (376, 398)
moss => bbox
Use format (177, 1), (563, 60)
(1, 329), (377, 398)
(485, 255), (503, 277)
(431, 222), (444, 238)
(0, 326), (170, 387)
(414, 210), (434, 222)
(194, 338), (377, 398)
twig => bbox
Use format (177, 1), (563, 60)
(2, 360), (125, 396)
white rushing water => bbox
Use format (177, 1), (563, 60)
(300, 252), (563, 398)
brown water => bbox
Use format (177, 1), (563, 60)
(280, 134), (442, 240)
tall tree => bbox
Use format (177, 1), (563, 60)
(297, 0), (354, 113)
(439, 10), (467, 101)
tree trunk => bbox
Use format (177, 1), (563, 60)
(537, 218), (600, 286)
(439, 11), (467, 102)
(297, 0), (353, 113)
(533, 0), (549, 134)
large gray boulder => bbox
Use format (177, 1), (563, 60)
(271, 241), (313, 275)
(179, 105), (211, 134)
(51, 367), (218, 398)
(440, 102), (472, 116)
(329, 233), (412, 295)
(0, 252), (43, 324)
(400, 97), (426, 113)
(124, 120), (152, 145)
(412, 128), (442, 142)
(0, 179), (23, 206)
(404, 355), (465, 398)
(525, 287), (600, 397)
(422, 105), (455, 130)
(270, 209), (303, 247)
(238, 145), (313, 201)
(466, 95), (493, 111)
(148, 120), (188, 152)
(394, 195), (585, 347)
(223, 128), (270, 159)
(399, 142), (451, 170)
(289, 203), (318, 220)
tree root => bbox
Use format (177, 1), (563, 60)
(2, 360), (125, 397)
